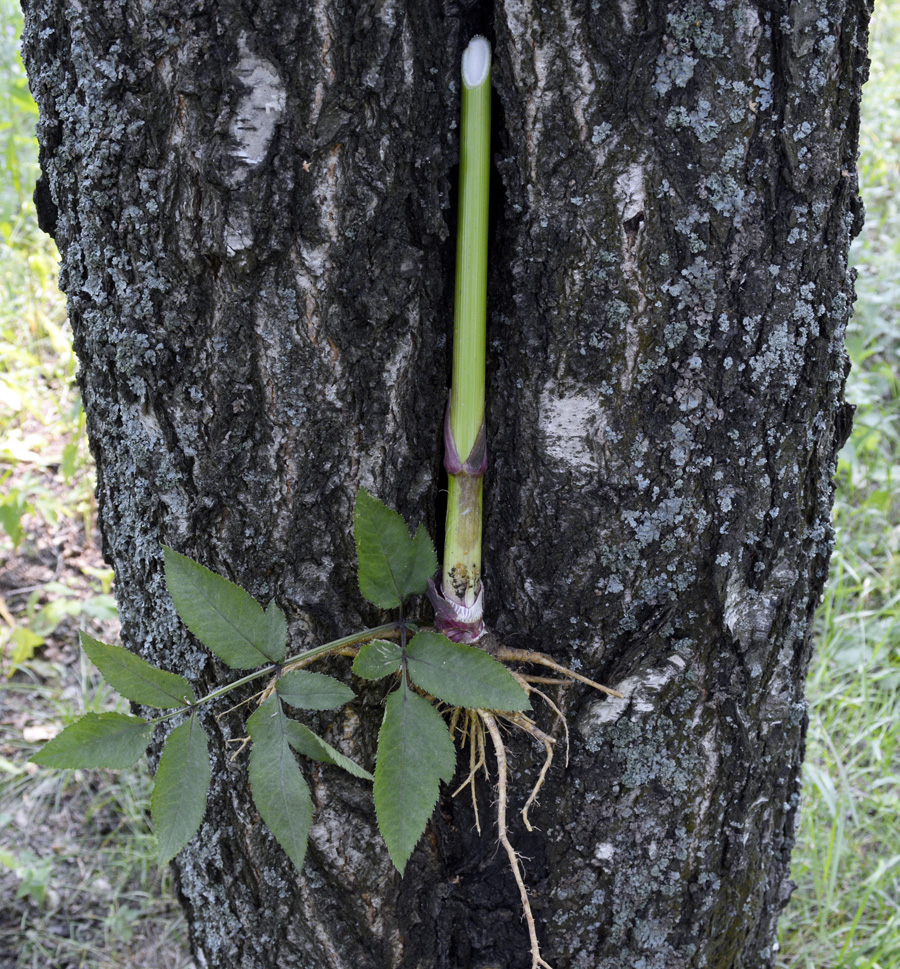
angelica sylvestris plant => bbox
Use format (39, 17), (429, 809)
(31, 489), (530, 874)
(31, 38), (622, 969)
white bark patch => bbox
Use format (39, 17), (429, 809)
(224, 209), (254, 257)
(353, 324), (416, 492)
(561, 0), (595, 140)
(501, 0), (549, 191)
(138, 401), (162, 442)
(629, 660), (679, 713)
(583, 678), (634, 726)
(615, 163), (646, 224)
(318, 145), (342, 244)
(580, 654), (685, 732)
(594, 842), (615, 862)
(229, 34), (285, 179)
(724, 570), (779, 648)
(696, 728), (719, 825)
(539, 386), (601, 472)
(614, 162), (648, 391)
(733, 3), (762, 51)
(222, 36), (286, 256)
(619, 0), (638, 31)
(383, 328), (414, 401)
(501, 0), (528, 89)
(400, 17), (414, 88)
(291, 143), (343, 317)
(310, 0), (335, 126)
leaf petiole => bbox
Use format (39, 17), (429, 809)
(145, 620), (409, 727)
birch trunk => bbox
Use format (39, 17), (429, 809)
(21, 0), (869, 966)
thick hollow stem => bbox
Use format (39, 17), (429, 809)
(435, 36), (491, 642)
(449, 36), (490, 462)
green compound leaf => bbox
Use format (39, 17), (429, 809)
(275, 670), (356, 711)
(406, 631), (531, 712)
(264, 600), (288, 662)
(354, 489), (437, 610)
(80, 632), (196, 709)
(151, 715), (211, 865)
(352, 639), (402, 680)
(247, 695), (313, 872)
(409, 524), (438, 596)
(283, 719), (373, 781)
(163, 546), (286, 669)
(30, 713), (153, 769)
(374, 682), (456, 875)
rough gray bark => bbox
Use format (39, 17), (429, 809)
(21, 1), (869, 967)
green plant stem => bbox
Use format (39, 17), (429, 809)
(449, 39), (491, 463)
(281, 621), (407, 673)
(440, 37), (491, 632)
(148, 621), (405, 726)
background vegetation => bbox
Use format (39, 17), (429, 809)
(0, 1), (897, 966)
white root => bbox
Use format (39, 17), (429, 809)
(495, 646), (624, 698)
(451, 711), (488, 833)
(481, 711), (554, 969)
(502, 714), (556, 833)
(527, 684), (570, 768)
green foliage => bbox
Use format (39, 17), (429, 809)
(352, 638), (403, 679)
(30, 713), (153, 769)
(80, 632), (196, 709)
(405, 631), (530, 711)
(0, 0), (39, 226)
(373, 680), (456, 874)
(0, 483), (30, 547)
(25, 494), (534, 879)
(282, 720), (373, 781)
(162, 546), (287, 668)
(4, 578), (117, 674)
(275, 669), (355, 710)
(354, 488), (437, 609)
(151, 715), (211, 866)
(0, 845), (54, 907)
(247, 696), (314, 872)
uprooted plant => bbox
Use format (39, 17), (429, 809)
(31, 490), (620, 969)
(29, 38), (622, 969)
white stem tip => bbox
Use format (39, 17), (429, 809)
(462, 36), (491, 88)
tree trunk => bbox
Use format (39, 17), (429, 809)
(21, 1), (869, 967)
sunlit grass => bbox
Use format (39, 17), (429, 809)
(776, 2), (900, 966)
